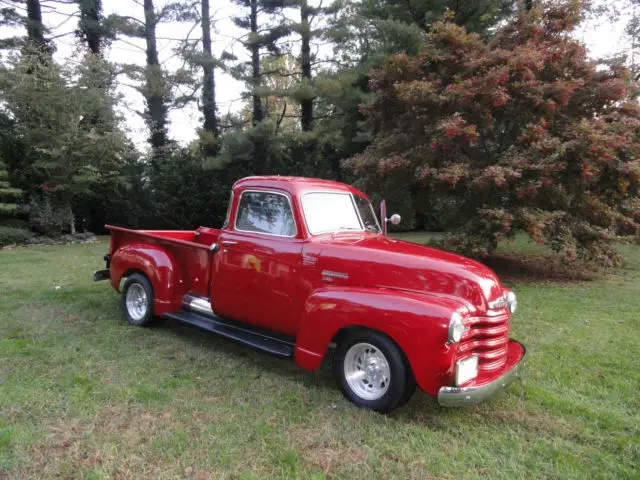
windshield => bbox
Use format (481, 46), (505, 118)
(302, 192), (382, 235)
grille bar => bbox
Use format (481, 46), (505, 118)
(460, 312), (510, 371)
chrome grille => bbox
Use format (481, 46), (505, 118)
(458, 312), (510, 371)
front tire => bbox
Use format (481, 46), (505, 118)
(333, 330), (412, 413)
(121, 273), (154, 327)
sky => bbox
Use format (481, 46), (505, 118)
(0, 0), (634, 150)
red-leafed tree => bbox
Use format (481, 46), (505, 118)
(345, 0), (640, 265)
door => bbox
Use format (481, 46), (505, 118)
(211, 190), (303, 336)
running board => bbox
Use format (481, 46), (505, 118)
(163, 310), (295, 358)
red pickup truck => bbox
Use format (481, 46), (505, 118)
(95, 176), (526, 413)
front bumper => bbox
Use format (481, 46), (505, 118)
(437, 340), (526, 407)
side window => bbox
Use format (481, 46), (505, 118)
(235, 191), (296, 237)
(222, 192), (233, 228)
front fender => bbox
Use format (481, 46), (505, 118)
(110, 243), (185, 316)
(294, 286), (462, 395)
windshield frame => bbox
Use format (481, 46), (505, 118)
(352, 193), (382, 234)
(301, 191), (381, 236)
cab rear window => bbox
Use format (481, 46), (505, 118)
(235, 191), (296, 237)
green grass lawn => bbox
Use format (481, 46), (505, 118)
(1, 237), (639, 479)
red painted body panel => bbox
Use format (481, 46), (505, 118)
(294, 287), (460, 395)
(211, 231), (304, 335)
(105, 176), (524, 399)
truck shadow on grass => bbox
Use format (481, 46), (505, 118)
(158, 315), (335, 387)
(152, 315), (447, 418)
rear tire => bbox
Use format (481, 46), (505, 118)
(121, 274), (154, 327)
(333, 330), (412, 413)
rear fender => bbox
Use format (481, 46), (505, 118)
(294, 287), (462, 395)
(110, 243), (185, 316)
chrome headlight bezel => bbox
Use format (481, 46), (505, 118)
(506, 291), (517, 313)
(448, 312), (466, 344)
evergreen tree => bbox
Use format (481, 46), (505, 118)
(230, 0), (290, 125)
(111, 1), (195, 167)
(25, 0), (48, 50)
(201, 0), (220, 149)
(0, 4), (25, 50)
(0, 0), (52, 54)
(0, 48), (127, 234)
(76, 0), (108, 55)
(0, 157), (24, 221)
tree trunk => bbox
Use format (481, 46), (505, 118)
(78, 0), (103, 55)
(78, 0), (109, 128)
(201, 0), (219, 153)
(143, 0), (169, 167)
(25, 0), (47, 50)
(64, 203), (76, 235)
(300, 0), (313, 132)
(250, 0), (263, 125)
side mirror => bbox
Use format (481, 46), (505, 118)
(380, 200), (401, 236)
(387, 214), (401, 225)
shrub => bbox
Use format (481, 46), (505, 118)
(0, 226), (34, 247)
(0, 218), (29, 229)
(345, 1), (640, 265)
(28, 198), (71, 237)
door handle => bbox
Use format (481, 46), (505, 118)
(221, 240), (238, 245)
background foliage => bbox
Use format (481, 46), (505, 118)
(0, 0), (638, 265)
(345, 1), (640, 264)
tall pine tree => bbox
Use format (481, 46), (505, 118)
(230, 0), (290, 125)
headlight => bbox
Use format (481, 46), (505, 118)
(506, 291), (517, 313)
(448, 312), (466, 343)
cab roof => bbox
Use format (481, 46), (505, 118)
(232, 176), (368, 198)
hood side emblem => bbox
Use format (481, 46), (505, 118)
(322, 270), (349, 281)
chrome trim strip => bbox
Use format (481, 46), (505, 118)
(302, 254), (318, 266)
(183, 294), (214, 317)
(437, 341), (527, 407)
(321, 270), (349, 280)
(488, 298), (507, 310)
(234, 189), (298, 238)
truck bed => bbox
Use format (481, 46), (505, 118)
(107, 225), (221, 249)
(106, 225), (221, 298)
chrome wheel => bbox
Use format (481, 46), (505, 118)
(343, 342), (391, 401)
(125, 283), (148, 321)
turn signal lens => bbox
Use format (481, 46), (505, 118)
(506, 291), (517, 313)
(448, 312), (465, 343)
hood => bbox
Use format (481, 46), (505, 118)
(315, 234), (504, 313)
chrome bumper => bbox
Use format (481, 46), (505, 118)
(437, 341), (527, 407)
